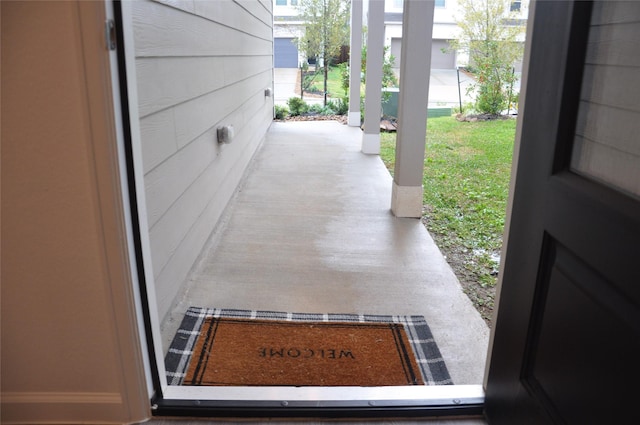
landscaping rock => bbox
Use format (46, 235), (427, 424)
(380, 119), (397, 132)
(278, 114), (348, 125)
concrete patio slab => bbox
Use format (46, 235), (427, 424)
(161, 121), (489, 385)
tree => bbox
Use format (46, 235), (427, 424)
(361, 44), (398, 91)
(452, 0), (526, 115)
(296, 0), (350, 106)
(359, 43), (398, 106)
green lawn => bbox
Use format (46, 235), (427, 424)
(380, 116), (516, 322)
(326, 66), (347, 98)
(304, 65), (352, 99)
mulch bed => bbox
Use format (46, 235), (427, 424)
(276, 114), (348, 124)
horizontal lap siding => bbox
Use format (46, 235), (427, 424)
(571, 1), (640, 197)
(133, 0), (274, 319)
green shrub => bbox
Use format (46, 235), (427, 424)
(476, 79), (507, 116)
(334, 96), (349, 115)
(308, 103), (324, 114)
(287, 97), (308, 116)
(508, 91), (520, 112)
(321, 104), (337, 115)
(339, 62), (349, 96)
(452, 102), (476, 115)
(325, 98), (349, 116)
(274, 105), (289, 120)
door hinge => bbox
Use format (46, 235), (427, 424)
(105, 19), (116, 51)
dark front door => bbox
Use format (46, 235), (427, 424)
(486, 1), (640, 423)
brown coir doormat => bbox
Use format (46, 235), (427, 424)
(165, 307), (453, 386)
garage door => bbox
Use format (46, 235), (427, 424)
(274, 38), (299, 68)
(391, 38), (402, 69)
(390, 38), (456, 70)
(431, 40), (455, 69)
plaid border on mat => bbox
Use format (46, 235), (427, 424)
(165, 306), (453, 386)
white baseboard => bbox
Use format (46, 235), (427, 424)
(0, 392), (139, 424)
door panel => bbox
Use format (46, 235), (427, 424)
(486, 1), (640, 423)
(524, 238), (640, 424)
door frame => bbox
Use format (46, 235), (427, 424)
(109, 0), (167, 398)
(111, 0), (487, 418)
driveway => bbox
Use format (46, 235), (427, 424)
(428, 68), (476, 108)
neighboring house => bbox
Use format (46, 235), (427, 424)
(273, 0), (304, 67)
(385, 0), (529, 74)
(273, 0), (465, 70)
(2, 0), (638, 424)
(385, 0), (459, 71)
(273, 0), (527, 73)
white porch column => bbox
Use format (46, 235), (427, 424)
(391, 0), (435, 218)
(348, 0), (363, 127)
(361, 0), (385, 154)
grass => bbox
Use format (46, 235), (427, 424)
(304, 65), (351, 99)
(380, 116), (516, 323)
(326, 66), (347, 98)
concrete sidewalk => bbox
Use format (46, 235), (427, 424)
(273, 68), (299, 105)
(162, 121), (489, 385)
(274, 67), (325, 106)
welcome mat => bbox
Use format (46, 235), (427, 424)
(165, 307), (453, 387)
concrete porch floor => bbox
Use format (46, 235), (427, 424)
(161, 120), (489, 385)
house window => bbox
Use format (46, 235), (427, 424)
(510, 1), (521, 12)
(276, 0), (286, 6)
(290, 0), (298, 5)
(435, 0), (446, 7)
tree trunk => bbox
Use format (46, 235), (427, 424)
(324, 60), (328, 106)
(323, 0), (328, 106)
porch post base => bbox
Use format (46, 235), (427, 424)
(348, 111), (361, 127)
(391, 182), (423, 218)
(361, 132), (380, 154)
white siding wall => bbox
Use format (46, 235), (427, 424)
(132, 0), (274, 319)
